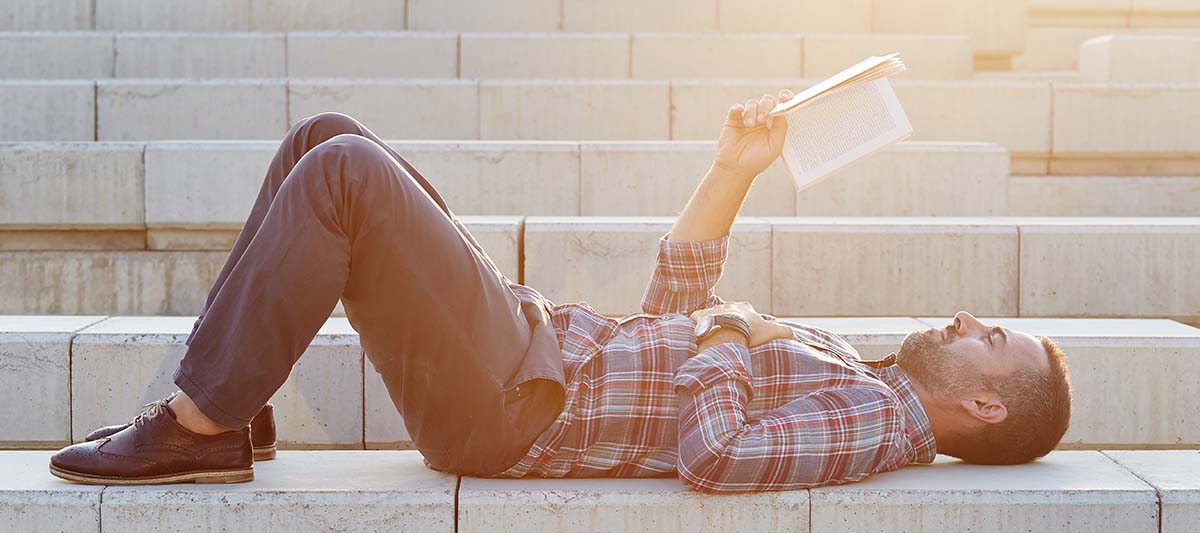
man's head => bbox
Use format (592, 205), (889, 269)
(897, 311), (1072, 465)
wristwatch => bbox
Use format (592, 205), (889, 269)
(694, 312), (753, 344)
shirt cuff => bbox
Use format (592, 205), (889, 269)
(673, 341), (754, 401)
(656, 231), (731, 293)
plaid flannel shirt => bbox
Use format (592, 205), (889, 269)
(497, 230), (937, 493)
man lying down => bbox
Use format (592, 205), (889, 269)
(50, 89), (1073, 493)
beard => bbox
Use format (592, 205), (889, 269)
(896, 327), (982, 399)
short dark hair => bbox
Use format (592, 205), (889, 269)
(950, 336), (1072, 465)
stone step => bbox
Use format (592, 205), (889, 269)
(0, 450), (454, 531)
(4, 142), (1195, 224)
(0, 0), (1029, 61)
(1031, 0), (1200, 27)
(4, 449), (1195, 531)
(1, 217), (1197, 322)
(0, 31), (974, 81)
(2, 79), (1197, 176)
(1080, 34), (1200, 82)
(2, 315), (1198, 451)
(523, 217), (1200, 321)
(0, 141), (1012, 228)
(1014, 27), (1200, 72)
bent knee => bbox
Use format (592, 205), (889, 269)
(312, 133), (389, 161)
(296, 111), (366, 139)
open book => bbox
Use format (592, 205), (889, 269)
(766, 53), (912, 192)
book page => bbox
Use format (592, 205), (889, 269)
(779, 78), (913, 192)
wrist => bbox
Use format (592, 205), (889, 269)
(697, 328), (750, 351)
(710, 160), (758, 182)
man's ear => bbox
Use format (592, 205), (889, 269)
(959, 392), (1007, 425)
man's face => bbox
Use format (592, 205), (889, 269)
(896, 311), (1049, 398)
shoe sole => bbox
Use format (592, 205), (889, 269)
(49, 464), (254, 485)
(253, 444), (277, 461)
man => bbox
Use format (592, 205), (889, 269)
(49, 89), (1072, 492)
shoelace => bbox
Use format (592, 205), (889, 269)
(131, 398), (171, 430)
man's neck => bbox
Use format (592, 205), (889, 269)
(909, 378), (956, 453)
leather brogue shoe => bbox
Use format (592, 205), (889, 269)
(86, 395), (277, 461)
(49, 401), (253, 485)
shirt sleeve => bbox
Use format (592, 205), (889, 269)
(673, 342), (908, 494)
(639, 231), (730, 316)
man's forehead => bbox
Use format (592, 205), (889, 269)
(1008, 328), (1049, 369)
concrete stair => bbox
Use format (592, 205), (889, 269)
(3, 314), (1198, 451)
(1, 78), (1197, 177)
(1, 217), (1197, 321)
(3, 449), (1198, 531)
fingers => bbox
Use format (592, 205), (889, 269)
(779, 88), (794, 102)
(725, 103), (745, 125)
(743, 98), (758, 127)
(759, 94), (776, 129)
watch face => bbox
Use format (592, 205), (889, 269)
(694, 314), (713, 337)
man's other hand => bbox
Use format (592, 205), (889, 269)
(713, 89), (794, 180)
(690, 301), (794, 349)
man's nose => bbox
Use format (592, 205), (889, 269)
(953, 310), (985, 334)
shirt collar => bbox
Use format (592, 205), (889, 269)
(874, 365), (938, 464)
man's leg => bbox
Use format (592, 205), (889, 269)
(185, 112), (505, 349)
(175, 125), (557, 475)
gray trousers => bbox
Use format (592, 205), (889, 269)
(176, 113), (563, 476)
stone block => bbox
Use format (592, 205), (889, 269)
(797, 142), (1009, 216)
(71, 316), (363, 448)
(0, 81), (94, 141)
(770, 218), (1019, 317)
(407, 0), (560, 31)
(460, 216), (522, 282)
(144, 141), (275, 230)
(1014, 27), (1114, 71)
(1131, 0), (1200, 26)
(286, 32), (457, 78)
(0, 32), (113, 78)
(96, 0), (253, 31)
(809, 452), (1157, 532)
(563, 0), (718, 32)
(97, 80), (287, 141)
(480, 81), (669, 141)
(1029, 0), (1132, 26)
(670, 80), (809, 140)
(919, 317), (1200, 448)
(0, 142), (145, 229)
(364, 357), (412, 449)
(0, 316), (106, 447)
(0, 251), (227, 315)
(1105, 450), (1200, 533)
(873, 0), (1030, 59)
(1017, 218), (1200, 324)
(719, 0), (872, 33)
(892, 81), (1052, 166)
(459, 477), (809, 532)
(1052, 83), (1200, 161)
(578, 141), (794, 217)
(462, 33), (629, 79)
(393, 141), (580, 216)
(1080, 35), (1200, 82)
(523, 217), (773, 315)
(0, 0), (92, 30)
(101, 451), (456, 532)
(631, 34), (803, 80)
(113, 32), (286, 78)
(289, 80), (478, 140)
(0, 451), (102, 530)
(804, 34), (972, 80)
(249, 0), (406, 31)
(775, 317), (927, 359)
(1008, 176), (1200, 216)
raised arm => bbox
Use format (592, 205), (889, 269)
(666, 89), (793, 242)
(640, 90), (794, 316)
